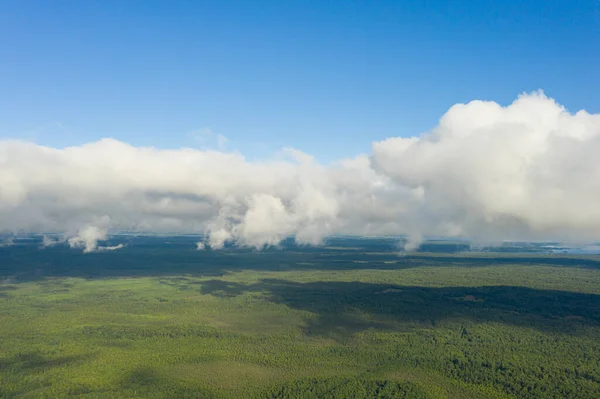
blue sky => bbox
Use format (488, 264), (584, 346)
(1, 0), (599, 162)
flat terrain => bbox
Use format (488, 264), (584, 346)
(1, 237), (600, 398)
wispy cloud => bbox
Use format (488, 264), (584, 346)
(187, 128), (229, 151)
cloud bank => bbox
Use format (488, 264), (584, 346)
(1, 92), (599, 251)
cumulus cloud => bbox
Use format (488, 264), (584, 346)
(0, 91), (599, 249)
(67, 225), (109, 253)
(401, 234), (423, 253)
(62, 216), (124, 252)
(372, 91), (600, 243)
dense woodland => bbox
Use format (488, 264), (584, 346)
(1, 236), (600, 398)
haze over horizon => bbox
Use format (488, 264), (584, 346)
(1, 1), (600, 251)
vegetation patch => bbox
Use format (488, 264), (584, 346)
(1, 237), (600, 398)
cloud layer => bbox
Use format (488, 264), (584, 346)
(1, 92), (599, 251)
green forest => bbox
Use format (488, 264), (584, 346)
(1, 236), (600, 398)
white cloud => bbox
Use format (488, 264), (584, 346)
(0, 91), (599, 249)
(42, 235), (63, 247)
(371, 91), (600, 243)
(67, 225), (109, 253)
(97, 243), (125, 252)
(402, 234), (423, 252)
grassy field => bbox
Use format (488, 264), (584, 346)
(1, 237), (600, 398)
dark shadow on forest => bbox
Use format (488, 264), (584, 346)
(119, 366), (214, 397)
(199, 279), (600, 338)
(0, 350), (93, 373)
(1, 238), (600, 284)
